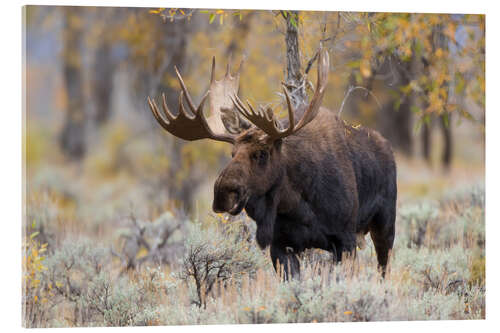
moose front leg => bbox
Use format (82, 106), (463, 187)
(270, 244), (300, 280)
(328, 232), (357, 264)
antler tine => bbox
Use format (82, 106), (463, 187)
(231, 94), (254, 120)
(147, 63), (236, 144)
(177, 90), (193, 120)
(231, 45), (328, 140)
(210, 54), (245, 83)
(281, 86), (296, 134)
(294, 46), (329, 132)
(174, 66), (196, 116)
(232, 93), (295, 140)
(226, 53), (232, 77)
(161, 93), (175, 122)
(236, 55), (246, 76)
(231, 94), (246, 115)
(210, 56), (216, 84)
(247, 100), (257, 114)
(196, 90), (211, 116)
(148, 97), (171, 132)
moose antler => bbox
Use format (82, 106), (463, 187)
(147, 60), (242, 144)
(207, 55), (250, 134)
(231, 46), (330, 140)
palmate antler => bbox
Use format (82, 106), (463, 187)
(147, 57), (246, 144)
(231, 46), (330, 140)
(208, 55), (251, 134)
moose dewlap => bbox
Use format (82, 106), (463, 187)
(148, 48), (397, 279)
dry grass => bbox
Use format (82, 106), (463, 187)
(23, 177), (485, 326)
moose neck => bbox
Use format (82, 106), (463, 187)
(244, 168), (286, 248)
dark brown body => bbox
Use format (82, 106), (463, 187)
(213, 107), (397, 277)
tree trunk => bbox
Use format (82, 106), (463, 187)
(156, 18), (192, 210)
(440, 113), (452, 169)
(394, 98), (414, 155)
(225, 11), (255, 57)
(420, 24), (453, 168)
(92, 41), (114, 125)
(435, 25), (453, 169)
(283, 11), (307, 111)
(421, 122), (431, 162)
(59, 7), (86, 160)
(374, 54), (414, 156)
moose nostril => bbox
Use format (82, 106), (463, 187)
(213, 185), (242, 213)
(228, 190), (239, 201)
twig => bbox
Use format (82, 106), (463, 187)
(338, 86), (382, 117)
(304, 51), (319, 75)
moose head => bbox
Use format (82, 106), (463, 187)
(147, 48), (329, 216)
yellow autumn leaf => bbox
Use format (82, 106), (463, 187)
(360, 59), (371, 78)
(136, 246), (149, 259)
(344, 310), (353, 315)
(243, 307), (251, 311)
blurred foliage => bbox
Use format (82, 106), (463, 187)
(149, 9), (484, 121)
(24, 7), (485, 193)
(360, 13), (484, 123)
(22, 226), (51, 328)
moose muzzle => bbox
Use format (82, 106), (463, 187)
(212, 164), (249, 215)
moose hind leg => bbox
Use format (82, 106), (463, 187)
(369, 209), (395, 277)
(270, 245), (300, 280)
(370, 211), (395, 277)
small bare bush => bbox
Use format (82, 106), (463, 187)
(179, 221), (267, 308)
(42, 238), (108, 326)
(112, 211), (184, 272)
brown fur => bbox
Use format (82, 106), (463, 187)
(213, 107), (397, 278)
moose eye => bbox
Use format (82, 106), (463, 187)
(251, 150), (268, 166)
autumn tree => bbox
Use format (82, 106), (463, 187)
(348, 13), (484, 167)
(59, 6), (86, 160)
(147, 9), (484, 175)
(89, 8), (118, 126)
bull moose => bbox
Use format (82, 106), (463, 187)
(147, 48), (397, 278)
